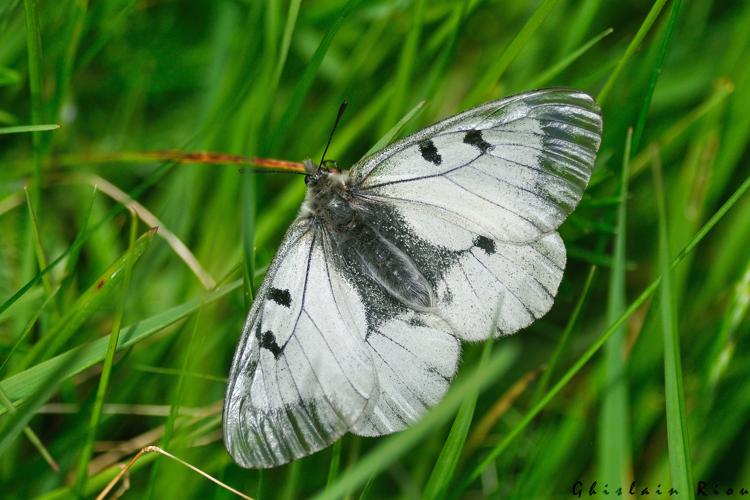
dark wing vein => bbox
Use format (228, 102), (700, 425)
(465, 163), (566, 209)
(443, 175), (544, 233)
(492, 247), (555, 300)
(361, 153), (482, 190)
(304, 310), (369, 399)
(457, 260), (481, 300)
(469, 249), (535, 318)
(281, 230), (318, 351)
(487, 150), (582, 186)
(366, 338), (431, 409)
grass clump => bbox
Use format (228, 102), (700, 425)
(1, 1), (750, 498)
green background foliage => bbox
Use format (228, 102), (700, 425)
(1, 0), (749, 497)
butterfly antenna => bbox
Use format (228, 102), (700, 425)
(319, 100), (348, 166)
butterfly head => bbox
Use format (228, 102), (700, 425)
(300, 158), (352, 220)
(302, 159), (346, 187)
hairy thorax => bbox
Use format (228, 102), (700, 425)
(301, 166), (434, 310)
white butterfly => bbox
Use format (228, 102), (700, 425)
(223, 89), (602, 468)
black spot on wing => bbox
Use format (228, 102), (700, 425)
(463, 129), (492, 153)
(268, 287), (292, 307)
(256, 326), (283, 358)
(473, 235), (496, 255)
(419, 139), (442, 165)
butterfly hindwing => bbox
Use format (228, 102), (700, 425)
(223, 221), (377, 468)
(352, 311), (459, 436)
(435, 232), (566, 340)
(323, 214), (462, 436)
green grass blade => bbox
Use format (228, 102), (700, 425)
(58, 186), (98, 307)
(0, 124), (59, 134)
(74, 213), (140, 494)
(609, 81), (733, 183)
(378, 0), (425, 134)
(529, 28), (613, 89)
(0, 289), (59, 376)
(631, 0), (682, 152)
(0, 66), (22, 87)
(364, 100), (426, 157)
(598, 129), (632, 487)
(465, 0), (560, 106)
(652, 148), (695, 499)
(558, 0), (604, 55)
(48, 0), (87, 125)
(0, 280), (242, 413)
(357, 475), (375, 500)
(270, 0), (301, 93)
(132, 365), (226, 383)
(0, 385), (59, 471)
(0, 345), (88, 459)
(23, 188), (55, 307)
(533, 265), (597, 402)
(241, 168), (257, 305)
(459, 174), (750, 492)
(23, 0), (44, 212)
(420, 0), (469, 101)
(704, 257), (750, 397)
(422, 342), (491, 500)
(266, 0), (364, 154)
(326, 440), (343, 488)
(315, 345), (519, 500)
(281, 460), (302, 500)
(598, 0), (668, 105)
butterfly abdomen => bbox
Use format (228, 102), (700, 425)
(338, 221), (434, 310)
(305, 172), (435, 310)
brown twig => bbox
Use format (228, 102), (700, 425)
(49, 150), (308, 174)
(66, 173), (217, 289)
(465, 367), (544, 453)
(96, 445), (251, 500)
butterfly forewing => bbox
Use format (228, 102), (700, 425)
(350, 89), (601, 247)
(223, 220), (377, 468)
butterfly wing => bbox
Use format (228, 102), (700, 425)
(350, 89), (601, 246)
(434, 231), (567, 339)
(350, 89), (601, 340)
(350, 311), (459, 436)
(223, 220), (377, 468)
